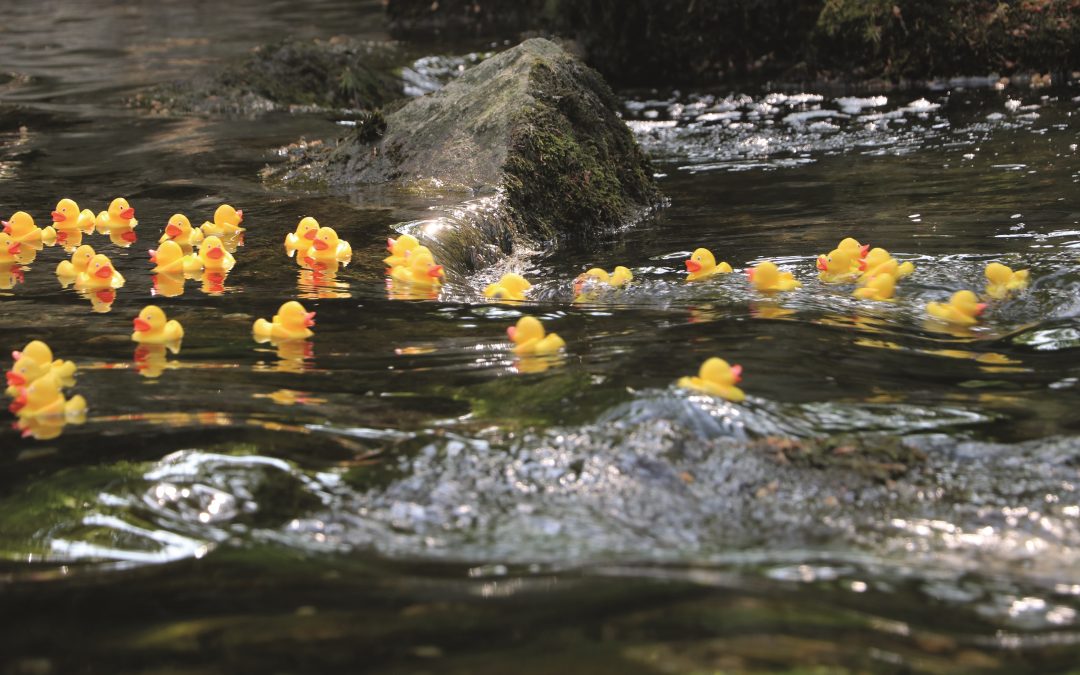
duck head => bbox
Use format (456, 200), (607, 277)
(70, 244), (96, 272)
(5, 354), (47, 389)
(52, 198), (82, 226)
(863, 247), (892, 270)
(214, 204), (242, 227)
(685, 248), (717, 273)
(507, 316), (545, 345)
(133, 305), (167, 334)
(497, 273), (532, 295)
(312, 226), (340, 253)
(295, 217), (320, 242)
(951, 290), (987, 317)
(699, 357), (742, 387)
(150, 240), (184, 267)
(387, 233), (419, 256)
(409, 246), (443, 279)
(3, 211), (36, 237)
(747, 261), (779, 289)
(200, 235), (227, 262)
(985, 262), (1013, 284)
(12, 340), (53, 365)
(108, 197), (135, 222)
(837, 237), (869, 259)
(87, 254), (116, 280)
(276, 301), (316, 331)
(816, 248), (862, 274)
(164, 213), (193, 240)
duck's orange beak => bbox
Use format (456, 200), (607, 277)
(10, 391), (27, 413)
(816, 256), (827, 271)
(304, 312), (316, 327)
(207, 247), (223, 260)
(746, 268), (756, 281)
(51, 211), (66, 223)
(730, 364), (743, 383)
(120, 207), (135, 220)
(95, 264), (113, 279)
(5, 371), (25, 387)
(305, 228), (317, 240)
(165, 223), (181, 237)
(313, 238), (329, 251)
(148, 249), (157, 263)
(975, 303), (987, 315)
(121, 230), (137, 243)
(133, 317), (152, 332)
(386, 237), (396, 251)
(506, 326), (517, 341)
(685, 259), (702, 273)
(7, 242), (19, 255)
(427, 264), (444, 278)
(860, 244), (870, 257)
(2, 221), (10, 234)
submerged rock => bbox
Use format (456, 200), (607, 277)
(271, 38), (662, 271)
(131, 38), (404, 115)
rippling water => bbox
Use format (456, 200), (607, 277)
(3, 1), (1080, 671)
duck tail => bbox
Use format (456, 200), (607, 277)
(253, 318), (273, 339)
(167, 320), (185, 341)
(65, 394), (87, 420)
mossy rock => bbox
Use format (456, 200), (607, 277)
(276, 38), (662, 271)
(131, 38), (404, 115)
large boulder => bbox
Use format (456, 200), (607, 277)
(273, 38), (662, 271)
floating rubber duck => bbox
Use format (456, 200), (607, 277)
(3, 211), (55, 247)
(836, 237), (870, 261)
(253, 301), (315, 341)
(302, 226), (352, 265)
(94, 197), (137, 236)
(484, 273), (532, 301)
(285, 217), (320, 256)
(9, 340), (72, 375)
(198, 235), (235, 271)
(748, 261), (801, 292)
(384, 233), (420, 268)
(56, 244), (96, 285)
(853, 272), (896, 301)
(52, 198), (96, 234)
(677, 357), (745, 402)
(861, 247), (914, 281)
(0, 233), (21, 264)
(389, 246), (444, 287)
(816, 248), (864, 283)
(5, 351), (76, 398)
(508, 316), (565, 356)
(131, 305), (184, 346)
(685, 248), (732, 282)
(200, 204), (244, 237)
(985, 262), (1029, 300)
(10, 375), (86, 419)
(74, 253), (125, 290)
(927, 290), (986, 326)
(150, 240), (203, 276)
(159, 213), (203, 251)
(573, 266), (633, 295)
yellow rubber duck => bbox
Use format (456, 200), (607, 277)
(574, 266), (633, 294)
(9, 376), (86, 419)
(160, 213), (203, 251)
(150, 240), (203, 275)
(94, 197), (137, 234)
(484, 273), (532, 301)
(10, 340), (71, 373)
(853, 272), (896, 301)
(285, 217), (320, 256)
(685, 248), (733, 281)
(132, 305), (184, 345)
(677, 357), (745, 402)
(74, 253), (125, 289)
(927, 290), (986, 326)
(200, 204), (244, 237)
(56, 244), (96, 283)
(390, 246), (444, 287)
(384, 233), (420, 267)
(52, 198), (96, 234)
(253, 301), (315, 341)
(303, 226), (352, 265)
(862, 247), (914, 281)
(508, 316), (565, 356)
(198, 235), (236, 271)
(0, 233), (22, 264)
(5, 351), (76, 398)
(816, 248), (864, 283)
(748, 261), (801, 292)
(3, 211), (55, 247)
(836, 237), (869, 261)
(985, 262), (1029, 300)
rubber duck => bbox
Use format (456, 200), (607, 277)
(94, 197), (137, 235)
(836, 237), (870, 261)
(285, 217), (320, 256)
(985, 262), (1029, 300)
(677, 357), (745, 402)
(484, 273), (532, 301)
(200, 204), (244, 237)
(389, 246), (444, 287)
(384, 233), (420, 268)
(131, 305), (184, 346)
(5, 351), (76, 398)
(853, 272), (896, 301)
(574, 266), (633, 294)
(816, 248), (864, 283)
(3, 211), (55, 247)
(927, 290), (986, 326)
(508, 316), (565, 356)
(748, 261), (801, 292)
(684, 248), (732, 281)
(74, 253), (125, 289)
(56, 244), (96, 283)
(0, 233), (21, 264)
(9, 376), (86, 419)
(10, 340), (66, 371)
(198, 235), (236, 271)
(150, 240), (203, 276)
(862, 247), (914, 280)
(159, 213), (203, 251)
(52, 198), (96, 234)
(302, 226), (352, 265)
(253, 301), (315, 341)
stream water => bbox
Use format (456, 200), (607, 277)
(2, 1), (1080, 672)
